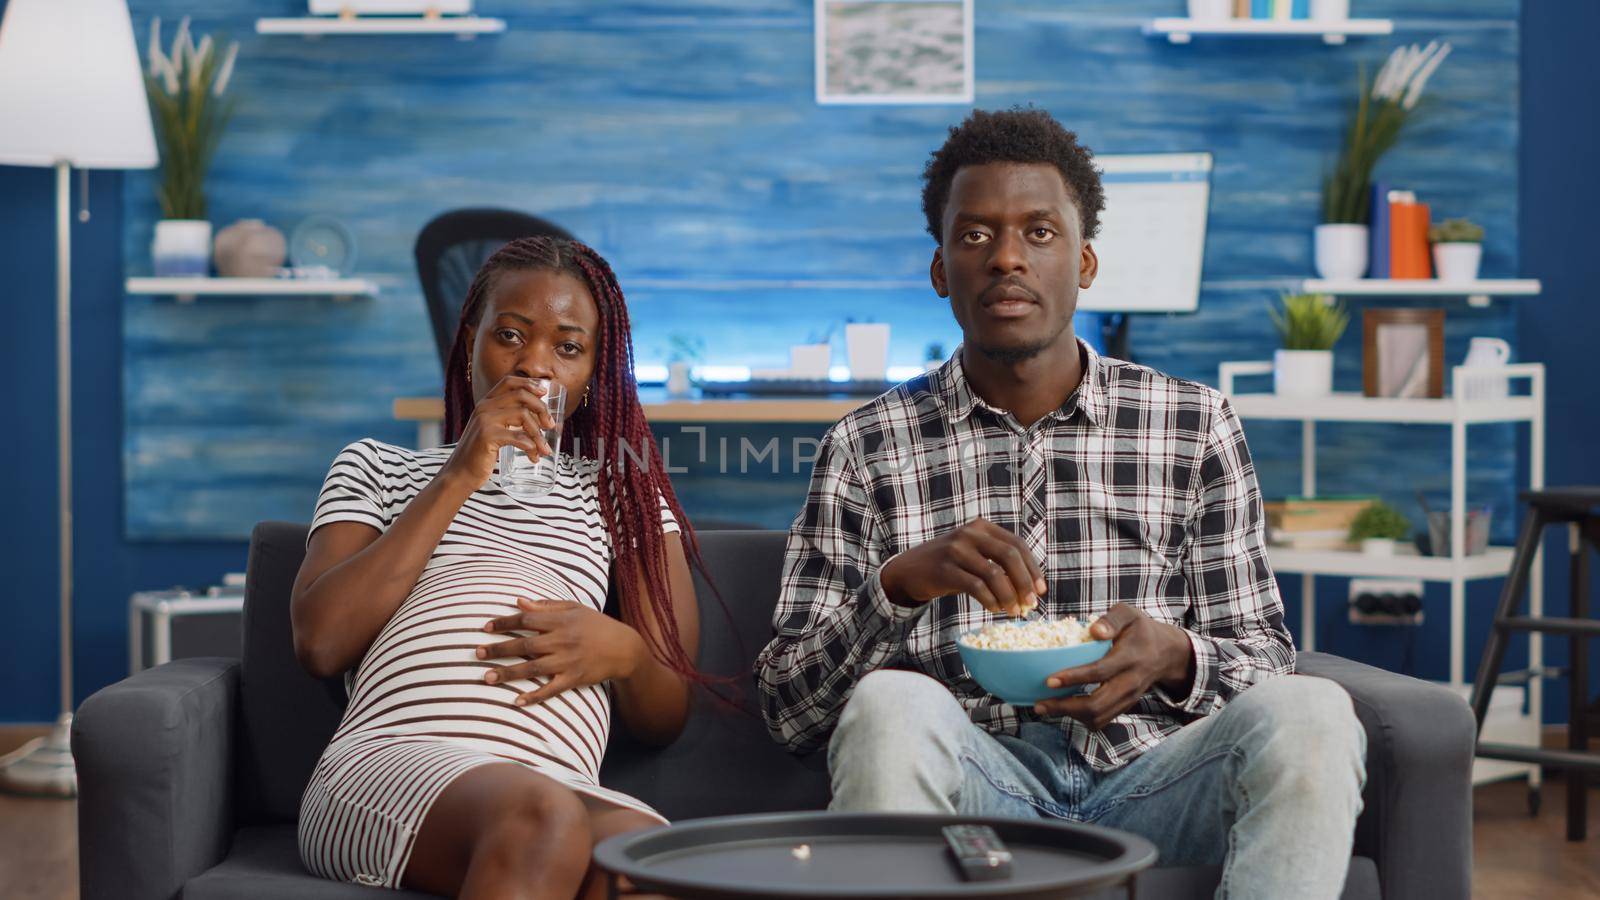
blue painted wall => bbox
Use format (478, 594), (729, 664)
(10, 0), (1595, 724)
(1518, 1), (1600, 729)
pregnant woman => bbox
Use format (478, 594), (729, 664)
(291, 237), (704, 899)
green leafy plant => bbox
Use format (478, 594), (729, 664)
(1269, 293), (1349, 351)
(1322, 42), (1452, 224)
(1429, 218), (1484, 244)
(144, 18), (239, 220)
(1348, 501), (1414, 543)
(925, 342), (945, 362)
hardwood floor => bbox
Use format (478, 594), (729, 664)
(3, 725), (1597, 899)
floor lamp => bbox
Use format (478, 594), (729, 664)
(0, 0), (156, 796)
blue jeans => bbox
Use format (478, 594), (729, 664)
(827, 670), (1367, 900)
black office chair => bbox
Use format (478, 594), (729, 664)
(413, 208), (576, 368)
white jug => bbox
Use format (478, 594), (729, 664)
(1460, 337), (1511, 401)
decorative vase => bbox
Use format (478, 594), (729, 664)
(1313, 224), (1369, 280)
(214, 219), (288, 278)
(666, 361), (693, 397)
(1310, 0), (1350, 21)
(1360, 538), (1397, 557)
(1187, 0), (1232, 20)
(845, 323), (891, 381)
(1274, 349), (1335, 397)
(152, 220), (212, 278)
(1432, 243), (1482, 283)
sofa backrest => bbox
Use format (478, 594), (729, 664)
(237, 522), (830, 825)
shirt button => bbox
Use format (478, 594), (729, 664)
(1026, 511), (1042, 527)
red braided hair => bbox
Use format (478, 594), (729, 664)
(442, 236), (717, 688)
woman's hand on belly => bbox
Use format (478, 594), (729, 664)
(476, 597), (646, 706)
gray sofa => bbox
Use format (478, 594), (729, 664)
(74, 524), (1475, 899)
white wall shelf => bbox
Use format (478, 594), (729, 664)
(1142, 17), (1393, 46)
(256, 16), (506, 38)
(1222, 360), (1546, 789)
(1302, 278), (1542, 307)
(1270, 546), (1516, 581)
(126, 276), (379, 300)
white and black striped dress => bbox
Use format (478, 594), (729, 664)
(296, 439), (676, 889)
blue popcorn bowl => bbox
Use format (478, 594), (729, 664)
(956, 630), (1113, 706)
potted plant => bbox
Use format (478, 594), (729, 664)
(1269, 293), (1348, 397)
(664, 333), (704, 397)
(1428, 218), (1484, 283)
(791, 326), (834, 379)
(924, 341), (945, 373)
(1348, 500), (1414, 556)
(144, 18), (239, 277)
(1317, 42), (1452, 280)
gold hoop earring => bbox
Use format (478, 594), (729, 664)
(581, 387), (591, 409)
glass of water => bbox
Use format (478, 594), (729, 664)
(496, 379), (567, 500)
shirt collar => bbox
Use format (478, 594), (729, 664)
(932, 338), (1105, 428)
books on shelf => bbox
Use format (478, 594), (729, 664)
(1243, 0), (1312, 18)
(1264, 497), (1373, 549)
(1365, 188), (1435, 280)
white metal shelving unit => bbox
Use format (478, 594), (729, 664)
(256, 16), (506, 38)
(1221, 361), (1546, 786)
(126, 276), (379, 302)
(1142, 17), (1393, 46)
(1301, 278), (1542, 307)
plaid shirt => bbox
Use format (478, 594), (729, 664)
(754, 341), (1295, 771)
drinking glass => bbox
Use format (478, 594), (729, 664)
(496, 379), (567, 500)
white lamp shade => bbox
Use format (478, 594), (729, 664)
(0, 0), (156, 169)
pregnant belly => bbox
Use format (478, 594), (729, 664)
(336, 591), (612, 781)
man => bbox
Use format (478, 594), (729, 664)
(754, 108), (1366, 898)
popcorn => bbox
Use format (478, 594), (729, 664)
(960, 617), (1093, 650)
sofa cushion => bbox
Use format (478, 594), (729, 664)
(186, 825), (1379, 900)
(238, 522), (347, 825)
(183, 825), (440, 900)
(600, 530), (832, 818)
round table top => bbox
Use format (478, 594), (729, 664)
(591, 811), (1158, 899)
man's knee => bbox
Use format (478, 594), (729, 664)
(828, 669), (971, 806)
(834, 670), (964, 749)
(1235, 676), (1366, 792)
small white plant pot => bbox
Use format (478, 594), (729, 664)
(789, 344), (832, 380)
(1360, 538), (1397, 557)
(1274, 349), (1334, 398)
(1432, 243), (1483, 283)
(666, 361), (693, 397)
(1313, 224), (1369, 280)
(152, 220), (213, 278)
(1187, 0), (1233, 20)
(845, 323), (890, 381)
(1310, 0), (1350, 21)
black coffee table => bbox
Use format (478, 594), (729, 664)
(592, 812), (1158, 899)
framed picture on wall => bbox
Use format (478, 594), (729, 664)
(815, 0), (975, 105)
(1363, 309), (1446, 398)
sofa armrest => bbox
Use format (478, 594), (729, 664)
(73, 657), (240, 900)
(1297, 651), (1474, 900)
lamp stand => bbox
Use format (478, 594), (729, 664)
(0, 160), (78, 797)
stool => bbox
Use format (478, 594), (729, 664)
(1471, 487), (1600, 841)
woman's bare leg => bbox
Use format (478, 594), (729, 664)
(403, 763), (592, 900)
(577, 797), (666, 900)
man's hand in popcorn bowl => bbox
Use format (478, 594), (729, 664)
(1032, 603), (1197, 730)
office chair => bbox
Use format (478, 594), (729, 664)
(413, 208), (576, 368)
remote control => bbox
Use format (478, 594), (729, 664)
(942, 824), (1014, 882)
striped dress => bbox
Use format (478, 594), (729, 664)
(297, 439), (675, 889)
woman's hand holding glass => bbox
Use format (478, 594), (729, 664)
(440, 375), (559, 491)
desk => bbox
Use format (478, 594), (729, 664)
(393, 392), (864, 447)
